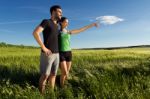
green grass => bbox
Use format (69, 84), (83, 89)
(0, 47), (150, 99)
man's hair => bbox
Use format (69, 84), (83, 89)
(60, 17), (68, 23)
(50, 5), (61, 15)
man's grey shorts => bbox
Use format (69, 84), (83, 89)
(40, 52), (59, 76)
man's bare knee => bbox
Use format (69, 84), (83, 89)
(41, 74), (49, 79)
(48, 74), (56, 79)
(39, 74), (49, 84)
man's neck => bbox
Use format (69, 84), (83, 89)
(51, 17), (57, 24)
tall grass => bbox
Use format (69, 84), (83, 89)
(0, 47), (150, 99)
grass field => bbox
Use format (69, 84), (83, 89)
(0, 46), (150, 99)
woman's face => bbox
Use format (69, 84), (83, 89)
(61, 19), (69, 28)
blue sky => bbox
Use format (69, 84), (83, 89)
(0, 0), (150, 48)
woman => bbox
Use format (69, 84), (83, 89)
(59, 17), (98, 87)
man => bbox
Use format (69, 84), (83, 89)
(33, 5), (62, 94)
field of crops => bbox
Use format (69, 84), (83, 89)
(0, 46), (150, 99)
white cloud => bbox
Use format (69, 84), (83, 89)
(96, 16), (124, 25)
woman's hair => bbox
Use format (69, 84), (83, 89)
(59, 17), (68, 31)
(60, 17), (68, 23)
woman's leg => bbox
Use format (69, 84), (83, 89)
(60, 61), (68, 87)
(66, 61), (72, 79)
(66, 51), (72, 79)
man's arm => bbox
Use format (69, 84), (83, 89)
(33, 26), (52, 56)
(69, 23), (98, 34)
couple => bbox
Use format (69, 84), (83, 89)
(33, 5), (98, 94)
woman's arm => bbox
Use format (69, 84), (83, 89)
(69, 23), (98, 34)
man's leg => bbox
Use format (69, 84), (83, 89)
(48, 53), (59, 88)
(39, 74), (49, 94)
(48, 74), (56, 89)
(39, 52), (54, 94)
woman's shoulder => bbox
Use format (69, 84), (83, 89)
(60, 29), (71, 34)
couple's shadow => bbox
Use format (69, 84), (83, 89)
(0, 64), (40, 87)
(0, 64), (64, 88)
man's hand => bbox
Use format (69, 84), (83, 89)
(42, 46), (52, 56)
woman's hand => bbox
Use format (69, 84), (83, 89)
(92, 22), (99, 28)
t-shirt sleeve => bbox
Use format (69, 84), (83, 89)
(39, 19), (48, 29)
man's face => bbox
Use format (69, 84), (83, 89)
(53, 8), (62, 21)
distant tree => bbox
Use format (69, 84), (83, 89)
(0, 42), (7, 47)
(20, 44), (25, 48)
